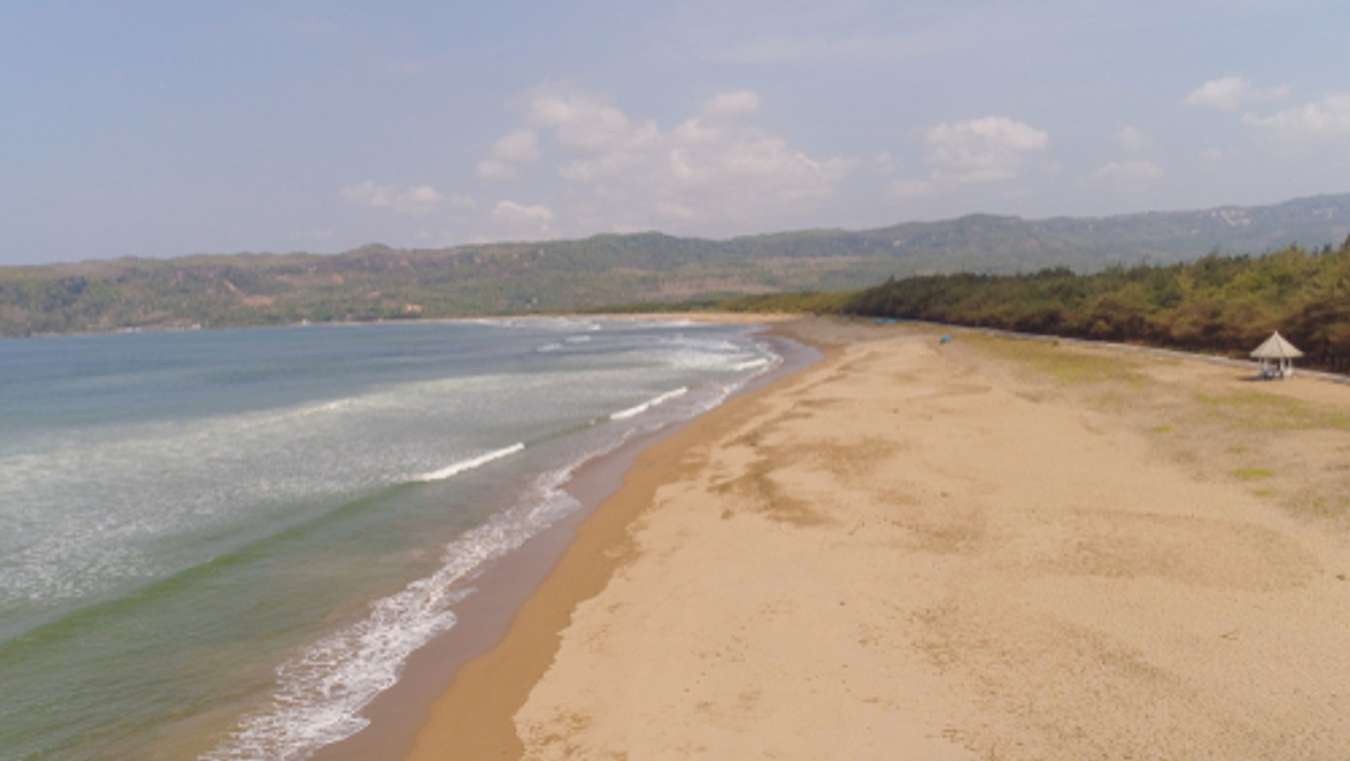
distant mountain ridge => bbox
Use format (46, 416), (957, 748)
(3, 192), (1348, 336)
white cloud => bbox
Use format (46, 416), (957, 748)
(872, 151), (897, 175)
(490, 129), (540, 162)
(672, 117), (720, 146)
(1093, 160), (1165, 191)
(922, 116), (1050, 184)
(402, 186), (442, 205)
(1116, 125), (1148, 152)
(477, 129), (541, 181)
(526, 87), (634, 152)
(492, 200), (554, 223)
(490, 200), (555, 238)
(340, 181), (444, 213)
(481, 85), (852, 234)
(448, 194), (478, 211)
(703, 90), (760, 117)
(1185, 76), (1289, 111)
(1242, 93), (1350, 140)
(476, 159), (518, 181)
(1200, 147), (1224, 162)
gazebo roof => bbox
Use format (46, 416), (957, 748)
(1251, 331), (1304, 360)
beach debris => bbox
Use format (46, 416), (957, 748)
(940, 335), (952, 345)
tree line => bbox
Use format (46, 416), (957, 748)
(842, 238), (1350, 372)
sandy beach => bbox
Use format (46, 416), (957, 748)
(403, 317), (1350, 761)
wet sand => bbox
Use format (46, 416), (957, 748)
(403, 317), (1350, 760)
(311, 332), (820, 761)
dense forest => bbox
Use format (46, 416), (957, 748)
(843, 239), (1350, 372)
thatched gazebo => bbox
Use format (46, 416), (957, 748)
(1251, 331), (1304, 379)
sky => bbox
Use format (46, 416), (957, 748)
(3, 0), (1350, 265)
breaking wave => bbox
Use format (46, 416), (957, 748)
(609, 387), (688, 420)
(413, 444), (526, 483)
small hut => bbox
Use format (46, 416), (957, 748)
(1250, 331), (1304, 379)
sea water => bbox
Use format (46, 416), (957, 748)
(0, 318), (781, 761)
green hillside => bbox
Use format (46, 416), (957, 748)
(3, 193), (1348, 336)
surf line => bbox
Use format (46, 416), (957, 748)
(609, 387), (688, 421)
(415, 443), (526, 482)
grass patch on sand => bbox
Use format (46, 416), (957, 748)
(1233, 467), (1275, 481)
(965, 334), (1146, 386)
(1288, 493), (1350, 522)
(1196, 390), (1350, 432)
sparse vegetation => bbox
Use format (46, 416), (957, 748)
(959, 334), (1148, 385)
(1196, 390), (1350, 432)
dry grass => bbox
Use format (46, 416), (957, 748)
(1195, 390), (1350, 432)
(1285, 491), (1350, 522)
(945, 328), (1348, 529)
(964, 334), (1148, 386)
(1233, 467), (1275, 481)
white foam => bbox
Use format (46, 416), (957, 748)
(202, 452), (597, 761)
(287, 397), (363, 418)
(413, 443), (525, 482)
(609, 387), (688, 421)
(731, 358), (770, 371)
(475, 316), (603, 333)
(564, 335), (592, 344)
(199, 337), (790, 761)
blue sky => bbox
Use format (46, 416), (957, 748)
(3, 0), (1349, 264)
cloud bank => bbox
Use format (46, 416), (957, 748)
(477, 85), (853, 234)
(1243, 93), (1350, 140)
(1185, 76), (1289, 111)
(340, 181), (446, 214)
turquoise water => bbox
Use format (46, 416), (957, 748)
(0, 318), (779, 761)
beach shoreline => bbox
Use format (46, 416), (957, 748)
(393, 322), (837, 761)
(308, 327), (823, 761)
(395, 316), (1350, 761)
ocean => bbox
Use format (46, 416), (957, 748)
(0, 318), (782, 761)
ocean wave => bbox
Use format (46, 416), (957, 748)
(609, 387), (688, 420)
(652, 348), (752, 372)
(731, 357), (770, 371)
(285, 396), (367, 419)
(199, 337), (789, 761)
(413, 444), (525, 482)
(201, 451), (598, 761)
(471, 317), (604, 333)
